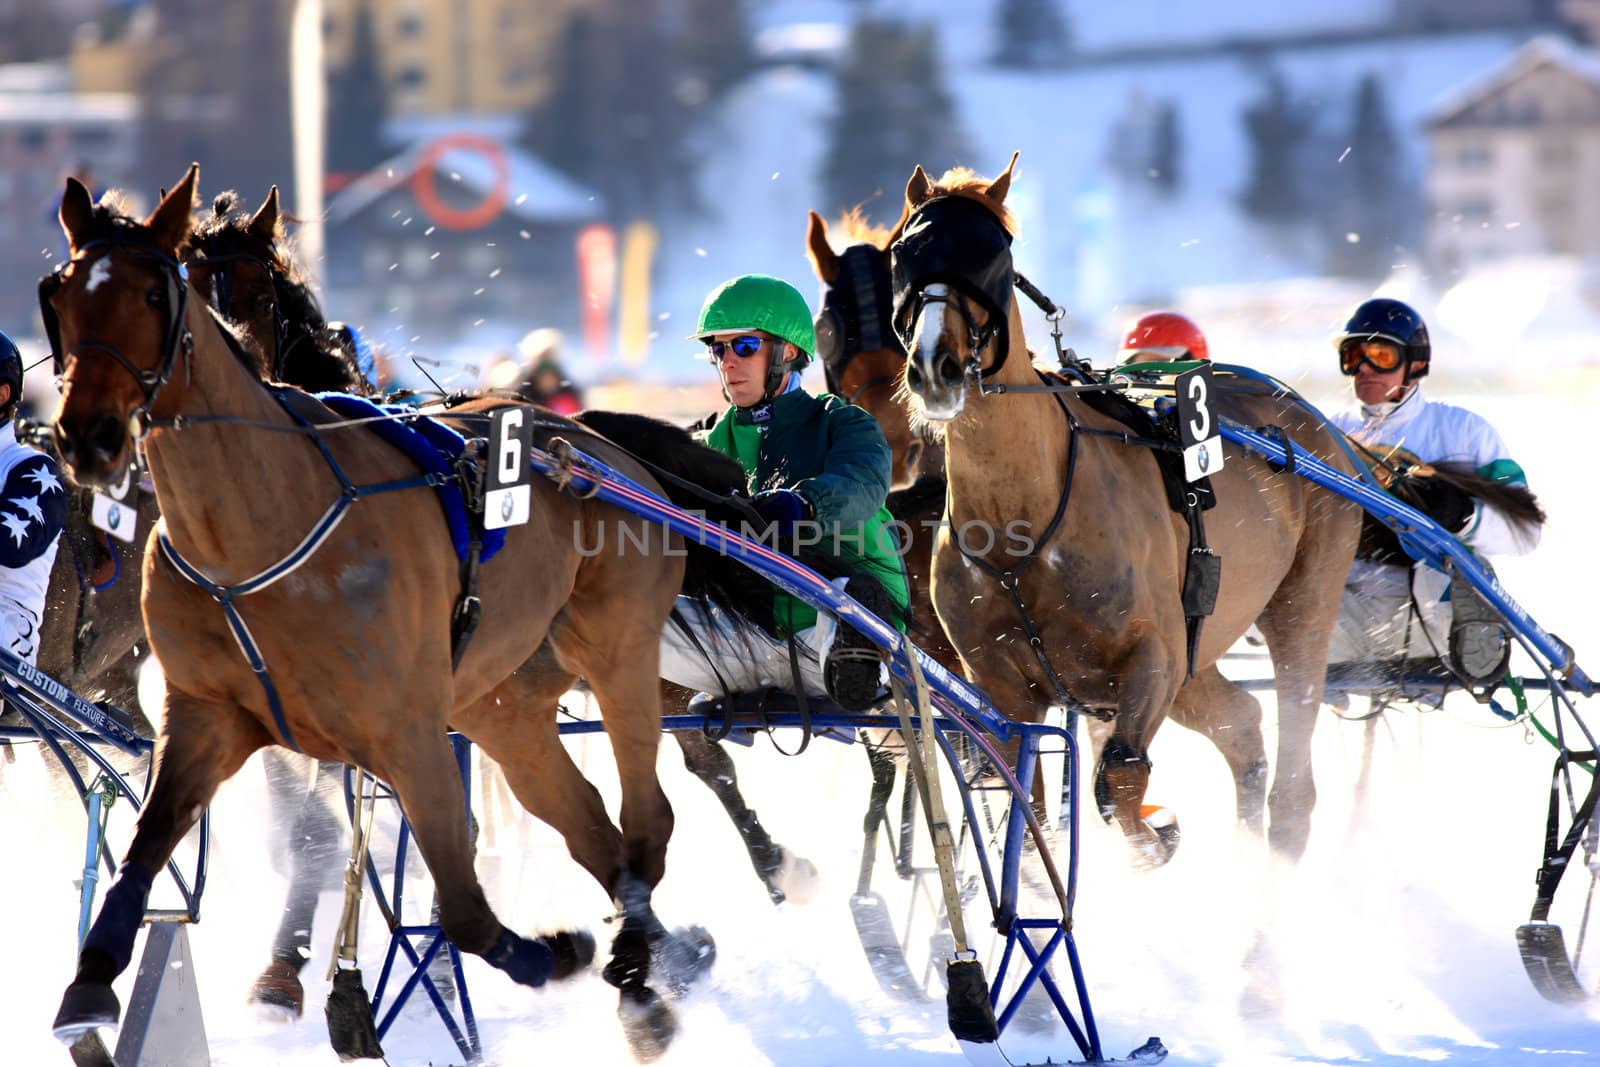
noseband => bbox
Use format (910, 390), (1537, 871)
(39, 232), (194, 428)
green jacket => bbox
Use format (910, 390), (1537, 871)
(698, 389), (910, 635)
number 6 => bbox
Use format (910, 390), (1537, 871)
(498, 408), (524, 484)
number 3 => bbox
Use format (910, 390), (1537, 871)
(1187, 374), (1210, 441)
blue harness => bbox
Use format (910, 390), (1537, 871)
(158, 390), (502, 751)
(318, 393), (505, 563)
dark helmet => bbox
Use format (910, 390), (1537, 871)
(0, 330), (22, 418)
(1335, 298), (1430, 381)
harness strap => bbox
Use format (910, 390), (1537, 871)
(156, 396), (448, 751)
(1530, 749), (1600, 923)
(1181, 498), (1221, 680)
(953, 383), (1083, 710)
(450, 450), (486, 670)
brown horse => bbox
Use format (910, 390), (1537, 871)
(46, 166), (704, 1054)
(887, 155), (1362, 865)
(185, 186), (815, 1021)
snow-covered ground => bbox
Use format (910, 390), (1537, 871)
(3, 378), (1597, 1066)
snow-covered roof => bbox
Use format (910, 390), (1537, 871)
(325, 137), (603, 226)
(0, 93), (135, 124)
(1426, 33), (1600, 126)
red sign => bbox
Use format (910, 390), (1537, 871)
(575, 224), (618, 361)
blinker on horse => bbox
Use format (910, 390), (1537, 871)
(45, 165), (708, 1056)
(888, 154), (1362, 866)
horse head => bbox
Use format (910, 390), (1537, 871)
(185, 186), (369, 395)
(888, 152), (1020, 424)
(49, 164), (200, 487)
(804, 207), (932, 487)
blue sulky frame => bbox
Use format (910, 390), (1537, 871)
(0, 647), (210, 930)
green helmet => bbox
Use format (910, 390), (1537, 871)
(693, 274), (816, 356)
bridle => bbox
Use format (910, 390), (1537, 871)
(889, 195), (1017, 382)
(183, 245), (308, 381)
(39, 231), (194, 429)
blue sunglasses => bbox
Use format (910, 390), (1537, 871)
(706, 334), (768, 361)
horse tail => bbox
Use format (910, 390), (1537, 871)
(1426, 461), (1546, 537)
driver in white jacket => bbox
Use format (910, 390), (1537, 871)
(1327, 299), (1538, 669)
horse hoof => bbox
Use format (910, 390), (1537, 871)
(248, 960), (305, 1019)
(768, 849), (820, 907)
(604, 926), (652, 991)
(549, 930), (597, 981)
(652, 925), (716, 998)
(484, 928), (553, 988)
(618, 984), (677, 1063)
(1142, 805), (1181, 863)
(52, 981), (120, 1045)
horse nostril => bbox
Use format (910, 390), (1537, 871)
(936, 352), (963, 386)
(88, 414), (126, 462)
(55, 428), (78, 470)
(906, 361), (925, 390)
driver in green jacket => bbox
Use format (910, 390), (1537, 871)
(659, 273), (909, 711)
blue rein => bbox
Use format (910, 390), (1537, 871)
(156, 390), (445, 751)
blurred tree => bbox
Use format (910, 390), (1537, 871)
(822, 19), (969, 226)
(1323, 72), (1409, 278)
(136, 0), (296, 206)
(991, 0), (1072, 69)
(517, 0), (696, 223)
(326, 0), (389, 182)
(1150, 99), (1182, 196)
(676, 0), (755, 103)
(1238, 71), (1307, 223)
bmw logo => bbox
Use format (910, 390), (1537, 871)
(1196, 444), (1210, 472)
(108, 506), (120, 530)
(500, 494), (514, 522)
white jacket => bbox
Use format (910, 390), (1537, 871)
(0, 422), (66, 664)
(1331, 385), (1539, 558)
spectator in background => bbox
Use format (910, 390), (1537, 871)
(513, 328), (583, 415)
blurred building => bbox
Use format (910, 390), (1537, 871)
(323, 115), (603, 351)
(0, 59), (136, 330)
(321, 0), (583, 115)
(1424, 35), (1600, 273)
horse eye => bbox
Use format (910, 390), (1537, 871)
(145, 287), (163, 308)
(258, 295), (275, 312)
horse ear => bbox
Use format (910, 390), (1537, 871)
(145, 163), (199, 251)
(805, 211), (839, 284)
(985, 151), (1020, 205)
(58, 177), (95, 250)
(905, 165), (932, 209)
(248, 185), (281, 240)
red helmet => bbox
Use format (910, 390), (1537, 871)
(1118, 310), (1209, 363)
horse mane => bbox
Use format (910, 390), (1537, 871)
(187, 191), (366, 394)
(61, 193), (159, 251)
(886, 166), (1017, 246)
(835, 206), (900, 251)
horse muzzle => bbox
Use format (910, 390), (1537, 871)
(54, 412), (132, 488)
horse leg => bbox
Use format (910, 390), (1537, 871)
(250, 751), (347, 1017)
(1090, 648), (1180, 869)
(1257, 537), (1354, 862)
(54, 694), (270, 1037)
(671, 728), (818, 905)
(1168, 665), (1269, 837)
(372, 725), (580, 991)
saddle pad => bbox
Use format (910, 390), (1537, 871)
(317, 393), (505, 563)
(1064, 374), (1216, 512)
